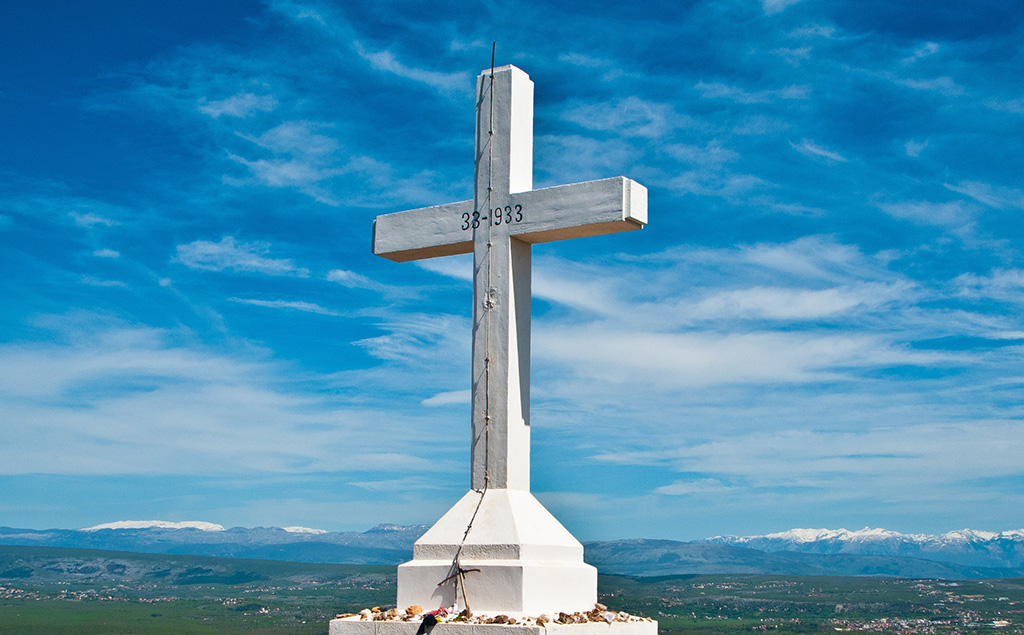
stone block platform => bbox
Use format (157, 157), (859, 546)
(330, 618), (657, 635)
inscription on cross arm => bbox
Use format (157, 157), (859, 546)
(373, 176), (646, 262)
(373, 65), (647, 493)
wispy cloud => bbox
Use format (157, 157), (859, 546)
(898, 76), (964, 96)
(353, 42), (470, 95)
(905, 139), (928, 157)
(654, 478), (733, 496)
(198, 92), (279, 118)
(0, 315), (460, 476)
(877, 200), (977, 231)
(762, 0), (804, 15)
(228, 298), (340, 315)
(791, 139), (848, 163)
(327, 269), (381, 290)
(954, 269), (1024, 303)
(537, 327), (942, 389)
(422, 389), (470, 406)
(354, 313), (469, 364)
(562, 97), (681, 138)
(176, 237), (310, 277)
(945, 181), (1024, 210)
(70, 211), (119, 227)
(695, 81), (809, 104)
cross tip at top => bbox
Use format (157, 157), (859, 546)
(479, 64), (528, 79)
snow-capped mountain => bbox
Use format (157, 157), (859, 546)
(82, 520), (226, 532)
(705, 527), (1024, 569)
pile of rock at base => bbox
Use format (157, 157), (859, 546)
(335, 603), (653, 626)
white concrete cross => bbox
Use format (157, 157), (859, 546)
(373, 65), (647, 495)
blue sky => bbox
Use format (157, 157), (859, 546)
(1, 0), (1023, 540)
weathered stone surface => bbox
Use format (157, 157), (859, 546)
(329, 616), (657, 635)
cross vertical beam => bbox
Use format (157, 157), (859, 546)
(471, 66), (533, 491)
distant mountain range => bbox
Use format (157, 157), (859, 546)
(2, 522), (1023, 580)
(705, 527), (1024, 570)
(0, 522), (427, 565)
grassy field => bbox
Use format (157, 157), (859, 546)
(603, 573), (1024, 634)
(2, 545), (1024, 634)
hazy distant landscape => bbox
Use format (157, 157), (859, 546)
(5, 523), (1024, 633)
(3, 544), (1024, 635)
(3, 523), (1023, 579)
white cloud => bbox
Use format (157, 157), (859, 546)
(535, 135), (640, 184)
(791, 139), (848, 163)
(244, 121), (339, 156)
(327, 269), (381, 290)
(905, 139), (928, 157)
(772, 46), (812, 65)
(228, 298), (340, 315)
(621, 422), (1024, 487)
(561, 97), (680, 138)
(732, 115), (791, 136)
(175, 236), (310, 277)
(902, 42), (940, 64)
(80, 276), (128, 288)
(536, 327), (943, 389)
(899, 76), (963, 96)
(762, 0), (803, 15)
(353, 42), (470, 95)
(349, 477), (446, 492)
(0, 317), (460, 476)
(685, 282), (910, 321)
(734, 237), (883, 282)
(986, 97), (1024, 114)
(422, 389), (470, 406)
(355, 313), (469, 364)
(228, 154), (338, 199)
(789, 24), (836, 39)
(666, 170), (765, 198)
(944, 181), (1024, 210)
(198, 92), (278, 118)
(877, 200), (977, 230)
(70, 211), (118, 227)
(664, 141), (739, 165)
(92, 249), (120, 259)
(226, 120), (347, 204)
(695, 81), (809, 103)
(654, 478), (732, 496)
(416, 255), (471, 281)
(954, 269), (1024, 303)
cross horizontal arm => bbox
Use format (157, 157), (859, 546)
(510, 176), (647, 245)
(373, 176), (647, 262)
(372, 200), (474, 262)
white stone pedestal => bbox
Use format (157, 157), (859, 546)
(329, 619), (658, 635)
(397, 489), (596, 616)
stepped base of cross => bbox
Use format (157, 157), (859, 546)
(397, 489), (596, 616)
(329, 619), (658, 635)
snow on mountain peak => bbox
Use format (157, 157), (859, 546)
(940, 529), (999, 542)
(709, 527), (1021, 546)
(82, 520), (225, 532)
(282, 526), (328, 534)
(763, 528), (851, 542)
